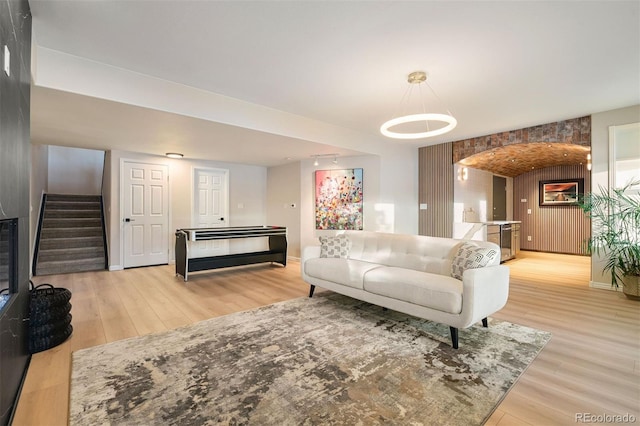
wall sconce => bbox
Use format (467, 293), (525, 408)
(586, 153), (592, 171)
(457, 166), (468, 181)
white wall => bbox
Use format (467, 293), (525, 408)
(454, 167), (493, 223)
(267, 162), (301, 258)
(107, 150), (267, 270)
(452, 167), (513, 238)
(269, 147), (418, 258)
(47, 146), (105, 195)
(377, 149), (419, 236)
(300, 155), (380, 251)
(590, 104), (640, 289)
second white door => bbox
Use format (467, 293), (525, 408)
(192, 168), (229, 257)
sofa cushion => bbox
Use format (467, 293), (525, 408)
(450, 242), (499, 280)
(363, 267), (463, 314)
(319, 235), (350, 258)
(304, 258), (381, 289)
(341, 231), (460, 274)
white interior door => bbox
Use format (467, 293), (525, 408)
(192, 168), (229, 257)
(122, 161), (169, 268)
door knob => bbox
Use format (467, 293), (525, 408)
(124, 218), (135, 222)
(219, 217), (224, 221)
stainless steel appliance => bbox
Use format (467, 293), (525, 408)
(500, 224), (512, 262)
(486, 224), (501, 247)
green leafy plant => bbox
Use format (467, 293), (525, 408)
(578, 180), (640, 288)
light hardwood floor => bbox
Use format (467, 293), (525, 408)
(12, 251), (640, 426)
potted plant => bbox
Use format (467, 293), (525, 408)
(578, 179), (640, 299)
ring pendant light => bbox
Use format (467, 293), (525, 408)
(380, 71), (457, 139)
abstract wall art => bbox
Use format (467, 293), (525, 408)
(315, 169), (363, 230)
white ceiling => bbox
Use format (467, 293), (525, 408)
(29, 1), (640, 167)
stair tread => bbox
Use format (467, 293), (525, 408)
(41, 232), (103, 238)
(45, 210), (101, 214)
(42, 229), (102, 233)
(41, 225), (102, 228)
(44, 215), (100, 222)
(42, 219), (102, 227)
(39, 235), (103, 241)
(38, 256), (104, 266)
(36, 260), (106, 276)
(46, 194), (101, 200)
(39, 246), (103, 253)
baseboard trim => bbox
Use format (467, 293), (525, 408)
(590, 280), (620, 291)
(109, 265), (124, 271)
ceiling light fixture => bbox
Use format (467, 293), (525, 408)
(166, 152), (183, 159)
(311, 153), (339, 167)
(380, 71), (457, 140)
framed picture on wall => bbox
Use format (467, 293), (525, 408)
(539, 179), (584, 206)
(315, 168), (363, 230)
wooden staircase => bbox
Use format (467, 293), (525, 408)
(34, 194), (107, 276)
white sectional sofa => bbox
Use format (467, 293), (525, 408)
(301, 230), (510, 348)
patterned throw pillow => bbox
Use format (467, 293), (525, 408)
(319, 235), (350, 258)
(450, 242), (499, 280)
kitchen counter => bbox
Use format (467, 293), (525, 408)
(454, 221), (520, 262)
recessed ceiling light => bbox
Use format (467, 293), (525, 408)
(166, 152), (183, 159)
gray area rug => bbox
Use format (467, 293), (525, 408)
(70, 293), (551, 425)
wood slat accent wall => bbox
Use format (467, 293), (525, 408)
(418, 143), (454, 237)
(513, 165), (591, 255)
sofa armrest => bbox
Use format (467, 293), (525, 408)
(460, 265), (510, 327)
(302, 245), (321, 263)
(301, 246), (321, 279)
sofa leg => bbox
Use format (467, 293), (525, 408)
(482, 318), (488, 328)
(449, 327), (459, 349)
(308, 285), (315, 298)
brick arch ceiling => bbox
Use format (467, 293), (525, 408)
(451, 116), (591, 177)
(458, 142), (591, 178)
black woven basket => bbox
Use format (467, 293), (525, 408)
(30, 282), (72, 311)
(29, 302), (72, 327)
(29, 323), (73, 354)
(30, 313), (72, 338)
(28, 281), (73, 354)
